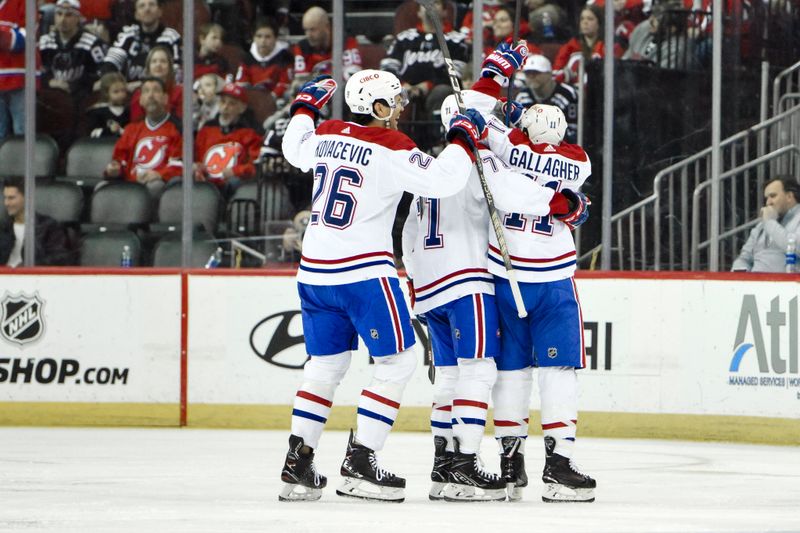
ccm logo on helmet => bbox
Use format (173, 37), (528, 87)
(360, 73), (379, 83)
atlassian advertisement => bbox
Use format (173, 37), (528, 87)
(0, 275), (181, 403)
(188, 275), (799, 419)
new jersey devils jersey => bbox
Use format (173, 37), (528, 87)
(195, 118), (262, 182)
(402, 149), (557, 314)
(380, 28), (469, 86)
(292, 36), (361, 79)
(235, 41), (292, 97)
(39, 28), (107, 96)
(112, 114), (183, 182)
(102, 23), (181, 81)
(282, 112), (472, 286)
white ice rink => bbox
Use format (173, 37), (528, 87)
(1, 428), (798, 533)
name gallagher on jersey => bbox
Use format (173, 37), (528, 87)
(509, 148), (581, 182)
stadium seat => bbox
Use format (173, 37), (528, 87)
(89, 181), (152, 226)
(36, 88), (77, 148)
(157, 181), (222, 235)
(80, 229), (141, 266)
(262, 180), (294, 222)
(35, 181), (83, 224)
(246, 89), (277, 125)
(0, 135), (59, 178)
(226, 180), (260, 235)
(160, 0), (210, 36)
(218, 43), (245, 73)
(394, 0), (455, 34)
(152, 234), (219, 267)
(59, 137), (117, 190)
(359, 43), (387, 69)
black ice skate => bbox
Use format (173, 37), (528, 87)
(336, 429), (405, 502)
(279, 434), (327, 502)
(429, 436), (453, 500)
(443, 438), (506, 502)
(499, 436), (528, 501)
(541, 436), (596, 503)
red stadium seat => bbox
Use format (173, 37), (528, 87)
(359, 43), (386, 70)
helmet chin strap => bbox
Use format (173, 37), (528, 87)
(370, 102), (395, 127)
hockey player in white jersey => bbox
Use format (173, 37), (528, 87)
(402, 94), (579, 501)
(278, 70), (481, 503)
(464, 43), (596, 503)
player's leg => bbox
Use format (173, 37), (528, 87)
(444, 293), (506, 502)
(337, 277), (417, 502)
(280, 283), (357, 502)
(532, 277), (595, 503)
(492, 278), (536, 501)
(423, 308), (457, 500)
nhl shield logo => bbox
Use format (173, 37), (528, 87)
(547, 347), (558, 359)
(1, 293), (45, 346)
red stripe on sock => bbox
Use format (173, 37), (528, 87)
(493, 419), (521, 427)
(453, 399), (488, 409)
(361, 389), (400, 409)
(542, 421), (568, 430)
(296, 390), (332, 408)
(435, 405), (452, 411)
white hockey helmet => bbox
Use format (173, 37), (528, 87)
(344, 69), (407, 120)
(519, 104), (567, 145)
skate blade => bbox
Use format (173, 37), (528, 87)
(506, 482), (524, 502)
(278, 482), (322, 502)
(336, 477), (405, 503)
(542, 483), (595, 503)
(443, 483), (507, 502)
(429, 481), (449, 501)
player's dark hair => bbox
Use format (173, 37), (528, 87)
(3, 176), (24, 194)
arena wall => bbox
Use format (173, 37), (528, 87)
(1, 269), (797, 445)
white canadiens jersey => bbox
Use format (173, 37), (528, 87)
(282, 114), (472, 285)
(485, 124), (592, 283)
(402, 149), (557, 314)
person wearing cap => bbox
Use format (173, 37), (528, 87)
(515, 54), (579, 144)
(39, 0), (108, 103)
(193, 83), (262, 198)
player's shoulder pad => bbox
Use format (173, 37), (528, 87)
(396, 28), (419, 41)
(316, 120), (417, 151)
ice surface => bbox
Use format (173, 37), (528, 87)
(1, 428), (798, 533)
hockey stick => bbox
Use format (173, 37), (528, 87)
(505, 0), (522, 126)
(422, 0), (527, 318)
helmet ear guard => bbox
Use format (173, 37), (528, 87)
(519, 104), (567, 145)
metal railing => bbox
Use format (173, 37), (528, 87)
(772, 60), (800, 117)
(579, 104), (800, 271)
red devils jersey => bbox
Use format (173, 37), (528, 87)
(292, 36), (361, 78)
(235, 41), (292, 97)
(130, 83), (183, 122)
(194, 118), (261, 182)
(112, 114), (183, 182)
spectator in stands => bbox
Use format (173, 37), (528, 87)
(293, 6), (362, 81)
(235, 18), (293, 100)
(104, 77), (183, 198)
(486, 6), (536, 56)
(526, 0), (572, 43)
(623, 0), (697, 69)
(280, 209), (310, 263)
(380, 0), (469, 124)
(193, 83), (261, 198)
(195, 23), (231, 80)
(129, 45), (183, 122)
(0, 176), (71, 267)
(732, 177), (800, 273)
(0, 0), (27, 141)
(193, 72), (223, 130)
(460, 0), (501, 43)
(85, 71), (130, 137)
(101, 0), (181, 90)
(39, 0), (108, 106)
(515, 54), (578, 143)
(553, 4), (624, 84)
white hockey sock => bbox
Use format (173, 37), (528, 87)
(290, 351), (351, 450)
(431, 366), (457, 452)
(492, 368), (533, 440)
(355, 348), (416, 452)
(539, 366), (579, 459)
(452, 358), (496, 454)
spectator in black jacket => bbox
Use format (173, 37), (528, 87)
(0, 177), (71, 267)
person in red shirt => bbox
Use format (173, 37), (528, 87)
(0, 0), (33, 140)
(129, 44), (183, 122)
(235, 18), (292, 99)
(195, 23), (230, 80)
(292, 6), (361, 82)
(104, 77), (183, 198)
(553, 4), (624, 84)
(193, 83), (261, 198)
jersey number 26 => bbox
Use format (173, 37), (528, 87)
(311, 163), (363, 229)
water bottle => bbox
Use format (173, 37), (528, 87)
(120, 245), (132, 268)
(542, 11), (555, 40)
(786, 234), (797, 273)
(205, 247), (223, 269)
